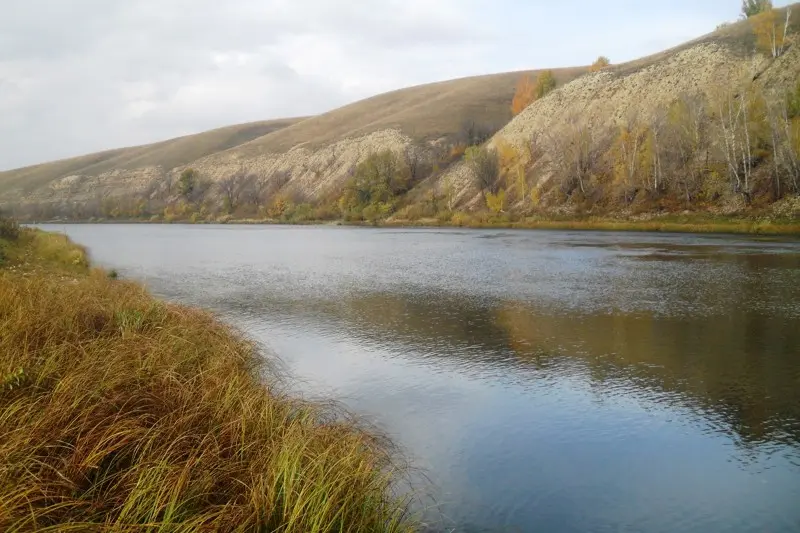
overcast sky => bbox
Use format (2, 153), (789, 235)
(0, 0), (790, 170)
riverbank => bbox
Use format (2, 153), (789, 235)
(0, 227), (413, 531)
(386, 214), (800, 236)
(31, 213), (800, 236)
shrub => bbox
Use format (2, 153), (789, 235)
(339, 151), (410, 221)
(589, 56), (611, 72)
(466, 146), (500, 193)
(0, 216), (20, 241)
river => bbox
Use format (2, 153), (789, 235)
(41, 224), (800, 533)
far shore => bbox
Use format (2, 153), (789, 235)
(28, 214), (800, 237)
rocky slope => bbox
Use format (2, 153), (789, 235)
(431, 9), (800, 213)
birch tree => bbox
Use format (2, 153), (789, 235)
(664, 94), (710, 205)
(751, 7), (791, 58)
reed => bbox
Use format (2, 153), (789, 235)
(0, 229), (413, 532)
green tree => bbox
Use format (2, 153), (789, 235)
(788, 79), (800, 119)
(534, 70), (557, 100)
(338, 151), (410, 219)
(742, 0), (773, 18)
(178, 168), (197, 199)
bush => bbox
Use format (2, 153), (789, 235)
(589, 56), (611, 72)
(466, 146), (500, 193)
(0, 216), (20, 241)
(339, 151), (410, 221)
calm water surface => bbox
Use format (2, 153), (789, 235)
(43, 224), (800, 533)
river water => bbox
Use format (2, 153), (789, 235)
(42, 224), (800, 533)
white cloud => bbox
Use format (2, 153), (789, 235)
(0, 0), (786, 170)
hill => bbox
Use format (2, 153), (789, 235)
(0, 118), (303, 196)
(2, 4), (799, 228)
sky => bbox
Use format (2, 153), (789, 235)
(0, 0), (791, 170)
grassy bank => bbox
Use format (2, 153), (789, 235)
(0, 227), (413, 532)
(35, 212), (800, 236)
(380, 214), (800, 236)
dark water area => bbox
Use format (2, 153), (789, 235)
(41, 224), (800, 532)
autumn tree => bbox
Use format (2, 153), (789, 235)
(511, 75), (536, 116)
(485, 189), (507, 214)
(510, 71), (558, 116)
(590, 56), (611, 72)
(611, 114), (651, 203)
(496, 139), (525, 199)
(712, 85), (770, 201)
(750, 6), (791, 57)
(663, 94), (711, 205)
(742, 0), (772, 18)
(766, 83), (800, 195)
(546, 117), (603, 196)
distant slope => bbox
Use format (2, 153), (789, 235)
(0, 68), (586, 200)
(233, 68), (585, 156)
(0, 118), (304, 195)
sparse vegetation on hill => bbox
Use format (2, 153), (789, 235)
(589, 56), (611, 72)
(510, 71), (558, 116)
(0, 226), (414, 531)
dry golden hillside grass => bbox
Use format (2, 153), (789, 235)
(0, 118), (303, 195)
(0, 68), (586, 199)
(233, 68), (586, 156)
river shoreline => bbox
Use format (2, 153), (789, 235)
(26, 215), (800, 236)
(0, 227), (415, 532)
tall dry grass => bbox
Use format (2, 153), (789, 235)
(0, 230), (413, 532)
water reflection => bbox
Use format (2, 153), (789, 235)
(237, 287), (800, 458)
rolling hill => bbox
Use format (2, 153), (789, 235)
(1, 3), (799, 225)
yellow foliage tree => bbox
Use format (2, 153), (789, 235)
(751, 7), (791, 57)
(511, 75), (536, 116)
(534, 70), (557, 100)
(268, 195), (290, 218)
(612, 120), (650, 202)
(510, 71), (557, 116)
(496, 139), (531, 203)
(530, 186), (542, 207)
(589, 56), (611, 72)
(485, 189), (507, 214)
